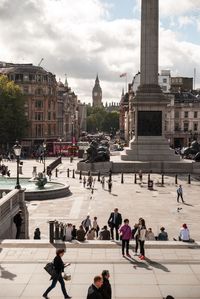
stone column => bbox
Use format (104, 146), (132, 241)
(140, 0), (159, 86)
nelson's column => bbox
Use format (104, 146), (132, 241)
(121, 0), (180, 163)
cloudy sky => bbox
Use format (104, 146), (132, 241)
(0, 0), (200, 104)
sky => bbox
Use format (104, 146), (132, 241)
(0, 0), (200, 104)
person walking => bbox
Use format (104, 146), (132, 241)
(138, 218), (147, 260)
(82, 215), (92, 233)
(43, 249), (71, 299)
(83, 176), (86, 188)
(177, 185), (184, 203)
(107, 179), (112, 193)
(108, 208), (122, 240)
(87, 275), (103, 299)
(13, 210), (23, 239)
(100, 270), (112, 299)
(119, 219), (132, 257)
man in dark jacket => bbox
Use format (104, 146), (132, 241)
(100, 270), (111, 299)
(107, 208), (122, 240)
(87, 275), (103, 299)
(13, 210), (23, 239)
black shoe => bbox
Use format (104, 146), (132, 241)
(43, 295), (49, 299)
(65, 296), (72, 299)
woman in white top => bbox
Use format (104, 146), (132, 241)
(64, 223), (73, 242)
(179, 223), (194, 242)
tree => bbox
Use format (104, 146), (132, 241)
(0, 75), (28, 147)
(86, 105), (119, 134)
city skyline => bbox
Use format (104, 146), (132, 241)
(0, 0), (200, 104)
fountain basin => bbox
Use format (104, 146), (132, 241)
(0, 178), (70, 200)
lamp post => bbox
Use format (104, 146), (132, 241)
(13, 140), (22, 189)
(58, 137), (62, 156)
(43, 141), (46, 173)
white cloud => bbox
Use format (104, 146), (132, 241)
(0, 0), (200, 104)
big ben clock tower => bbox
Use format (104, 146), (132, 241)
(92, 74), (102, 107)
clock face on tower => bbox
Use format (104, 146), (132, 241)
(94, 92), (98, 96)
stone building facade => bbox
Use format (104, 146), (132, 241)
(0, 62), (86, 151)
(0, 62), (57, 149)
(165, 92), (200, 147)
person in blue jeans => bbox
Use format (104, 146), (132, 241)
(43, 249), (71, 299)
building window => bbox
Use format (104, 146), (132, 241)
(23, 86), (29, 94)
(183, 122), (189, 132)
(194, 123), (198, 131)
(175, 111), (179, 118)
(48, 124), (51, 135)
(175, 122), (180, 131)
(35, 124), (43, 137)
(162, 86), (167, 91)
(163, 78), (167, 83)
(194, 111), (198, 118)
(35, 112), (43, 121)
(184, 111), (188, 118)
(35, 88), (42, 95)
(48, 112), (51, 120)
(35, 100), (43, 108)
(48, 100), (51, 109)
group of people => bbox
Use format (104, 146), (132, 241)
(0, 163), (10, 177)
(43, 248), (175, 299)
(43, 249), (112, 299)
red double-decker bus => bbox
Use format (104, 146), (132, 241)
(53, 142), (78, 157)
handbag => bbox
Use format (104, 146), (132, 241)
(44, 262), (56, 277)
(63, 273), (71, 281)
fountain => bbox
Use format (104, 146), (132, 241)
(0, 176), (70, 200)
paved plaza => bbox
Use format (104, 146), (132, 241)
(1, 157), (200, 298)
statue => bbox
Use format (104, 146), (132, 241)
(183, 140), (200, 161)
(35, 172), (47, 188)
(82, 140), (110, 163)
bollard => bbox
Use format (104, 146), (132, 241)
(49, 221), (55, 243)
(88, 171), (91, 176)
(188, 174), (191, 184)
(55, 168), (58, 177)
(134, 173), (137, 184)
(148, 173), (150, 183)
(79, 170), (82, 180)
(121, 173), (124, 184)
(67, 168), (70, 178)
(175, 174), (178, 185)
(109, 169), (112, 181)
(72, 169), (75, 178)
(55, 221), (60, 240)
(98, 171), (101, 182)
(161, 173), (164, 185)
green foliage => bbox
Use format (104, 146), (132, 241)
(86, 105), (119, 133)
(0, 75), (28, 146)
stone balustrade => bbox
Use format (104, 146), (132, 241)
(0, 189), (29, 239)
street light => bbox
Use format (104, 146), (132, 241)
(43, 141), (46, 173)
(13, 140), (22, 189)
(58, 137), (62, 156)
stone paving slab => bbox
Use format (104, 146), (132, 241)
(0, 247), (200, 298)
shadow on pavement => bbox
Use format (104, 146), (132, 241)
(0, 265), (17, 281)
(124, 256), (152, 271)
(124, 255), (170, 272)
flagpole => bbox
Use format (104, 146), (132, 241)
(125, 74), (127, 93)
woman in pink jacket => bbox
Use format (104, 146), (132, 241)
(119, 219), (132, 257)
